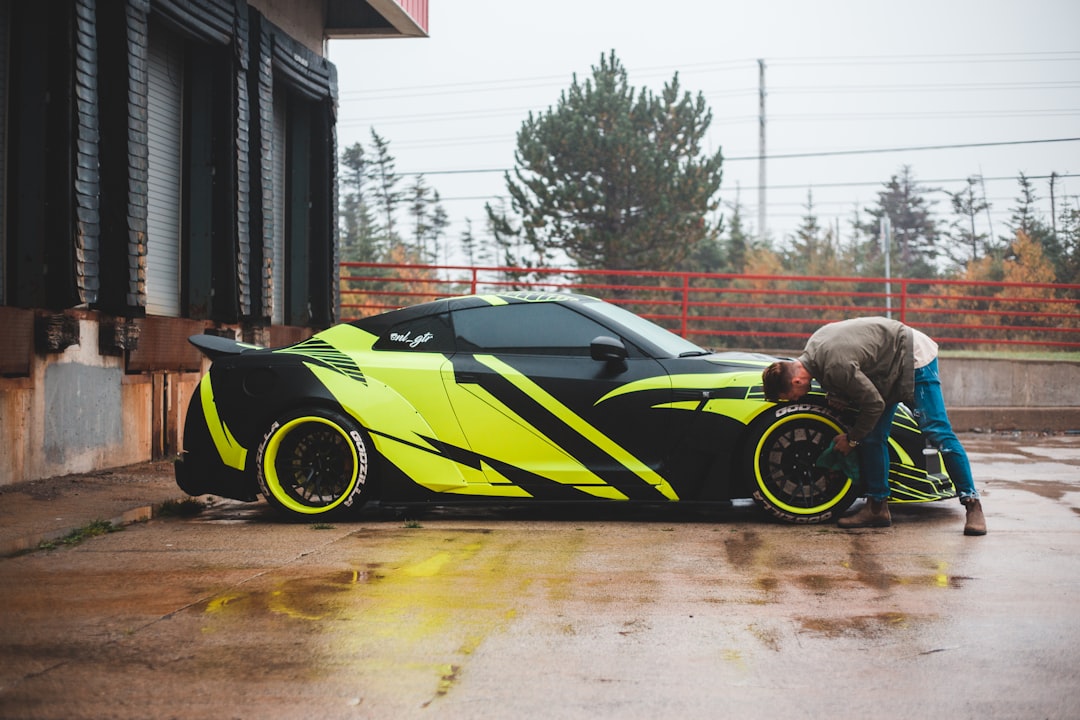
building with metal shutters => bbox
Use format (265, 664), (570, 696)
(0, 0), (429, 486)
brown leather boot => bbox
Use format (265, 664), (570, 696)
(837, 499), (892, 528)
(962, 498), (987, 536)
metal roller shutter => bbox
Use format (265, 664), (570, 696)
(271, 89), (286, 325)
(145, 23), (183, 317)
(0, 5), (7, 304)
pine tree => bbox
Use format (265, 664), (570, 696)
(855, 166), (941, 279)
(367, 129), (403, 250)
(1054, 203), (1080, 285)
(945, 176), (997, 268)
(408, 175), (435, 261)
(338, 142), (380, 263)
(1004, 173), (1068, 280)
(721, 193), (753, 274)
(787, 190), (832, 275)
(486, 50), (724, 280)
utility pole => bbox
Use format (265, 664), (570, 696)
(1050, 172), (1058, 237)
(881, 215), (892, 319)
(758, 58), (766, 244)
(978, 172), (994, 242)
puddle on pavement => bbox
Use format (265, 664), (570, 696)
(195, 528), (544, 704)
(722, 529), (762, 567)
(797, 573), (837, 592)
(798, 611), (916, 638)
(190, 521), (977, 704)
(1001, 479), (1080, 501)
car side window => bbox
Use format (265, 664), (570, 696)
(452, 303), (613, 356)
(373, 312), (455, 353)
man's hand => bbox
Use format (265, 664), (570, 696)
(835, 433), (858, 454)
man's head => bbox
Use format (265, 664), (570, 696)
(762, 360), (812, 402)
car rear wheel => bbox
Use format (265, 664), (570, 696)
(256, 408), (372, 517)
(745, 405), (861, 524)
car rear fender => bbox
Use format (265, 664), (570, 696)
(302, 360), (482, 492)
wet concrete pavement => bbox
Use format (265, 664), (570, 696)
(0, 433), (1078, 719)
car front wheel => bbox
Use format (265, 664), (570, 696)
(255, 408), (371, 517)
(745, 404), (861, 524)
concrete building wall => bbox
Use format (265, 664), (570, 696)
(0, 314), (207, 486)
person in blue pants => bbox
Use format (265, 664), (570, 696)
(761, 316), (986, 535)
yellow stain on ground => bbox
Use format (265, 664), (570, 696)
(401, 551), (453, 577)
(934, 561), (949, 588)
(195, 531), (582, 706)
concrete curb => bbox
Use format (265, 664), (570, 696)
(0, 503), (157, 558)
(948, 407), (1080, 433)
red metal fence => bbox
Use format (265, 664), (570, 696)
(340, 262), (1080, 352)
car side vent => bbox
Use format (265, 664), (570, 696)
(276, 338), (366, 384)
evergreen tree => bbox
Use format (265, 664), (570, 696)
(407, 175), (435, 261)
(486, 50), (724, 278)
(1004, 173), (1067, 279)
(1005, 173), (1046, 241)
(855, 166), (941, 279)
(459, 219), (479, 266)
(1055, 203), (1080, 285)
(366, 129), (403, 249)
(338, 142), (380, 263)
(944, 176), (996, 268)
(787, 190), (835, 275)
(721, 193), (752, 274)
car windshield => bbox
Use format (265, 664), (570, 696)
(586, 301), (709, 358)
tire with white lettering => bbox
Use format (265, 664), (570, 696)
(744, 404), (861, 524)
(256, 407), (372, 518)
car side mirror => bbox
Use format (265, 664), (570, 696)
(590, 335), (627, 363)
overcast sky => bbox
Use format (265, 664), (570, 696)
(327, 0), (1080, 264)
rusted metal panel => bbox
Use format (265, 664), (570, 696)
(35, 313), (81, 354)
(127, 317), (208, 372)
(0, 308), (34, 376)
(268, 325), (314, 348)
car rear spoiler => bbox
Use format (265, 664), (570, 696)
(188, 334), (263, 360)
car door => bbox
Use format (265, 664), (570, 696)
(441, 301), (680, 502)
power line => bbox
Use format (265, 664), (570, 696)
(356, 110), (1080, 149)
(724, 137), (1080, 162)
(770, 51), (1080, 67)
(397, 138), (1080, 176)
(772, 81), (1080, 95)
(770, 109), (1080, 122)
(434, 175), (1080, 204)
(756, 173), (1080, 191)
(337, 51), (1080, 98)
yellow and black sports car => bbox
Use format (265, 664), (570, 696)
(175, 292), (955, 523)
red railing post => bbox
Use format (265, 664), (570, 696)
(899, 279), (908, 325)
(681, 274), (690, 338)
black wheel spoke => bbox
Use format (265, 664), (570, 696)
(258, 409), (372, 516)
(749, 410), (858, 522)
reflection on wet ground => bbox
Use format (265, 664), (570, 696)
(2, 432), (1078, 718)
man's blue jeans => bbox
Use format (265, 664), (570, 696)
(858, 359), (978, 502)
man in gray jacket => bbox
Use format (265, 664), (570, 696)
(761, 316), (986, 535)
